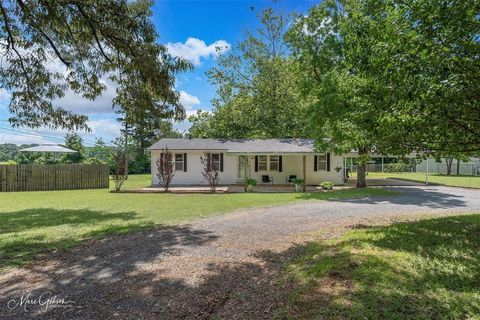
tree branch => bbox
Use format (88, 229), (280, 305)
(15, 0), (71, 67)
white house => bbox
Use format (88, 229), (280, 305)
(148, 138), (345, 186)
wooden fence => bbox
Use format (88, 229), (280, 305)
(0, 164), (110, 192)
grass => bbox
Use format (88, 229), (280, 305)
(0, 174), (396, 270)
(352, 171), (480, 189)
(284, 214), (480, 319)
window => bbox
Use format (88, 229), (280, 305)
(211, 153), (220, 171)
(270, 155), (279, 171)
(175, 153), (184, 171)
(317, 154), (327, 170)
(258, 155), (267, 171)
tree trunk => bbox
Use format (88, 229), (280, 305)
(124, 121), (129, 179)
(456, 159), (460, 175)
(445, 157), (453, 175)
(356, 147), (367, 188)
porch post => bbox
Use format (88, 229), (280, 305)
(244, 155), (249, 192)
(303, 155), (306, 192)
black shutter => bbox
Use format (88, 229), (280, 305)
(220, 153), (224, 172)
(160, 153), (164, 166)
(314, 155), (318, 172)
(207, 153), (211, 171)
(184, 153), (187, 172)
(255, 156), (258, 172)
(327, 153), (331, 171)
(279, 156), (283, 172)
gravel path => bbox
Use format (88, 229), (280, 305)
(1, 186), (479, 319)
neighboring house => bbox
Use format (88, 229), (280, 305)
(147, 138), (345, 186)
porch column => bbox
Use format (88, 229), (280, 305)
(303, 155), (306, 192)
(243, 155), (249, 192)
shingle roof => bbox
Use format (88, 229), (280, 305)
(148, 138), (316, 153)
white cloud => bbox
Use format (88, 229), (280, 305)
(0, 88), (11, 101)
(86, 119), (122, 141)
(167, 37), (231, 66)
(54, 78), (118, 115)
(179, 90), (200, 110)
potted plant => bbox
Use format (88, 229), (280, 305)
(293, 178), (304, 192)
(246, 178), (257, 192)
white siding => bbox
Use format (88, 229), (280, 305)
(151, 151), (345, 186)
(150, 150), (238, 185)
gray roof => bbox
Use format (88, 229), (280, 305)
(148, 138), (316, 153)
(20, 144), (77, 153)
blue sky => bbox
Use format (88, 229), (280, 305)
(0, 0), (315, 146)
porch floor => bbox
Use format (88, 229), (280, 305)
(135, 184), (351, 193)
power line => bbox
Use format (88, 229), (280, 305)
(0, 125), (97, 145)
(0, 127), (96, 146)
(0, 120), (112, 146)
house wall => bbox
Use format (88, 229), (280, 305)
(246, 154), (344, 185)
(150, 150), (237, 185)
(150, 151), (345, 186)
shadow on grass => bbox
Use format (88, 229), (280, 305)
(0, 208), (157, 270)
(1, 213), (479, 319)
(284, 214), (480, 319)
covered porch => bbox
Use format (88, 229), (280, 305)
(230, 152), (345, 191)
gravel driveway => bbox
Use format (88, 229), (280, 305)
(1, 186), (479, 319)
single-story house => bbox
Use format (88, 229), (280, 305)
(147, 138), (345, 186)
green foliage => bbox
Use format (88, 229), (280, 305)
(189, 9), (310, 139)
(384, 162), (414, 173)
(287, 0), (480, 187)
(246, 178), (257, 186)
(86, 138), (111, 163)
(319, 181), (334, 190)
(0, 0), (191, 130)
(0, 160), (17, 165)
(61, 133), (85, 163)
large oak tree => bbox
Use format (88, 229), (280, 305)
(288, 0), (479, 187)
(0, 0), (191, 130)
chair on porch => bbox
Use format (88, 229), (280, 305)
(286, 175), (297, 186)
(261, 175), (273, 186)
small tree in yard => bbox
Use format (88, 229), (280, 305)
(112, 149), (127, 191)
(156, 147), (175, 191)
(200, 152), (220, 192)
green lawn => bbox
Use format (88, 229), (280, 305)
(349, 171), (480, 188)
(366, 172), (480, 188)
(0, 174), (395, 270)
(284, 214), (480, 319)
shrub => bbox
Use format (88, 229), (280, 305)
(319, 181), (334, 190)
(246, 178), (257, 186)
(0, 160), (17, 165)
